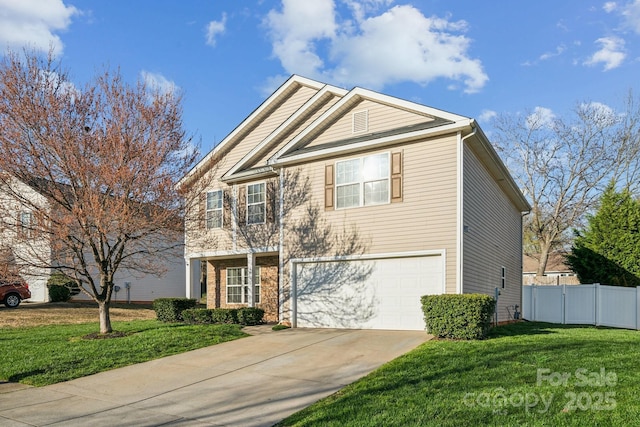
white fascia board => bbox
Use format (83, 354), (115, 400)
(270, 87), (471, 165)
(178, 75), (324, 187)
(349, 87), (470, 122)
(222, 84), (347, 180)
(186, 246), (279, 260)
(272, 120), (473, 166)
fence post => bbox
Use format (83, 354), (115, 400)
(636, 286), (640, 330)
(562, 284), (566, 324)
(595, 283), (601, 327)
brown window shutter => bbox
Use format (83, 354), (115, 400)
(391, 151), (403, 203)
(199, 192), (207, 229)
(324, 164), (334, 210)
(266, 180), (277, 224)
(223, 189), (231, 229)
(237, 185), (246, 226)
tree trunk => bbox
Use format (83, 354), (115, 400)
(98, 300), (112, 334)
(536, 242), (552, 277)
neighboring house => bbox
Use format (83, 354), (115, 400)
(180, 75), (531, 330)
(523, 253), (579, 286)
(0, 176), (185, 303)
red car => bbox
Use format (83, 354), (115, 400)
(0, 279), (31, 308)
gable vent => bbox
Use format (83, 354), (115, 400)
(352, 110), (368, 133)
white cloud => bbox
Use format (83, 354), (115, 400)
(621, 0), (640, 33)
(539, 45), (566, 61)
(264, 1), (488, 94)
(580, 101), (618, 125)
(0, 0), (78, 54)
(584, 36), (626, 70)
(603, 2), (618, 13)
(526, 107), (556, 130)
(265, 0), (337, 78)
(206, 13), (227, 47)
(140, 71), (178, 97)
(478, 109), (497, 123)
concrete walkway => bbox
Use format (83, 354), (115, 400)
(0, 327), (430, 426)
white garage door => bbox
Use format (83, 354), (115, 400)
(293, 252), (444, 330)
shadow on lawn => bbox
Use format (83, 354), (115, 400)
(488, 320), (601, 338)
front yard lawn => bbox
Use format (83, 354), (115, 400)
(0, 320), (246, 386)
(278, 322), (640, 426)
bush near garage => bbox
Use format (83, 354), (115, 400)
(421, 294), (495, 340)
(182, 308), (213, 324)
(153, 298), (197, 322)
(48, 284), (71, 302)
(237, 307), (265, 326)
(47, 271), (81, 301)
(181, 307), (264, 326)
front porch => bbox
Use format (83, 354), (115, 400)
(186, 252), (280, 323)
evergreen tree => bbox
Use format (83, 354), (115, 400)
(566, 184), (640, 287)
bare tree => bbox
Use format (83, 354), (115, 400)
(493, 94), (640, 276)
(0, 50), (198, 333)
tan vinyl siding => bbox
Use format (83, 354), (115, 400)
(462, 142), (523, 322)
(283, 133), (459, 294)
(305, 99), (436, 149)
(223, 85), (320, 168)
(254, 95), (342, 167)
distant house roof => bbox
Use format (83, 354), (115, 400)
(523, 253), (574, 274)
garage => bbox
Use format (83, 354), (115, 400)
(292, 251), (445, 330)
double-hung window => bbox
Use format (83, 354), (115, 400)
(226, 267), (260, 304)
(206, 190), (223, 229)
(336, 153), (389, 209)
(247, 183), (266, 224)
(19, 211), (34, 237)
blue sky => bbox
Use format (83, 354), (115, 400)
(1, 0), (640, 155)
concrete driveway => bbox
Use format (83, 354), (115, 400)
(0, 327), (430, 426)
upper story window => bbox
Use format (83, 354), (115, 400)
(247, 183), (266, 224)
(19, 211), (34, 237)
(336, 153), (389, 209)
(206, 190), (223, 229)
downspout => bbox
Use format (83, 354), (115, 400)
(278, 167), (285, 323)
(457, 123), (477, 294)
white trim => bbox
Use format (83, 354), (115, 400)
(456, 131), (463, 294)
(269, 86), (471, 165)
(246, 181), (266, 225)
(335, 152), (391, 209)
(185, 247), (278, 260)
(289, 249), (446, 328)
(223, 85), (348, 180)
(278, 168), (285, 323)
(270, 121), (473, 167)
(205, 189), (223, 229)
(178, 75), (327, 187)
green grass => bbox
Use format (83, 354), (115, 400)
(0, 320), (247, 386)
(278, 322), (640, 427)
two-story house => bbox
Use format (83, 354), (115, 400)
(180, 75), (530, 330)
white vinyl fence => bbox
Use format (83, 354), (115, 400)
(523, 284), (640, 330)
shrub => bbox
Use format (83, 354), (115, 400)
(421, 294), (495, 340)
(48, 284), (71, 302)
(210, 308), (238, 324)
(182, 308), (213, 324)
(237, 307), (265, 326)
(47, 271), (80, 297)
(153, 298), (197, 322)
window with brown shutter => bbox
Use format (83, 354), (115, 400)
(324, 164), (334, 210)
(266, 180), (277, 224)
(237, 185), (247, 226)
(391, 151), (403, 203)
(223, 189), (232, 229)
